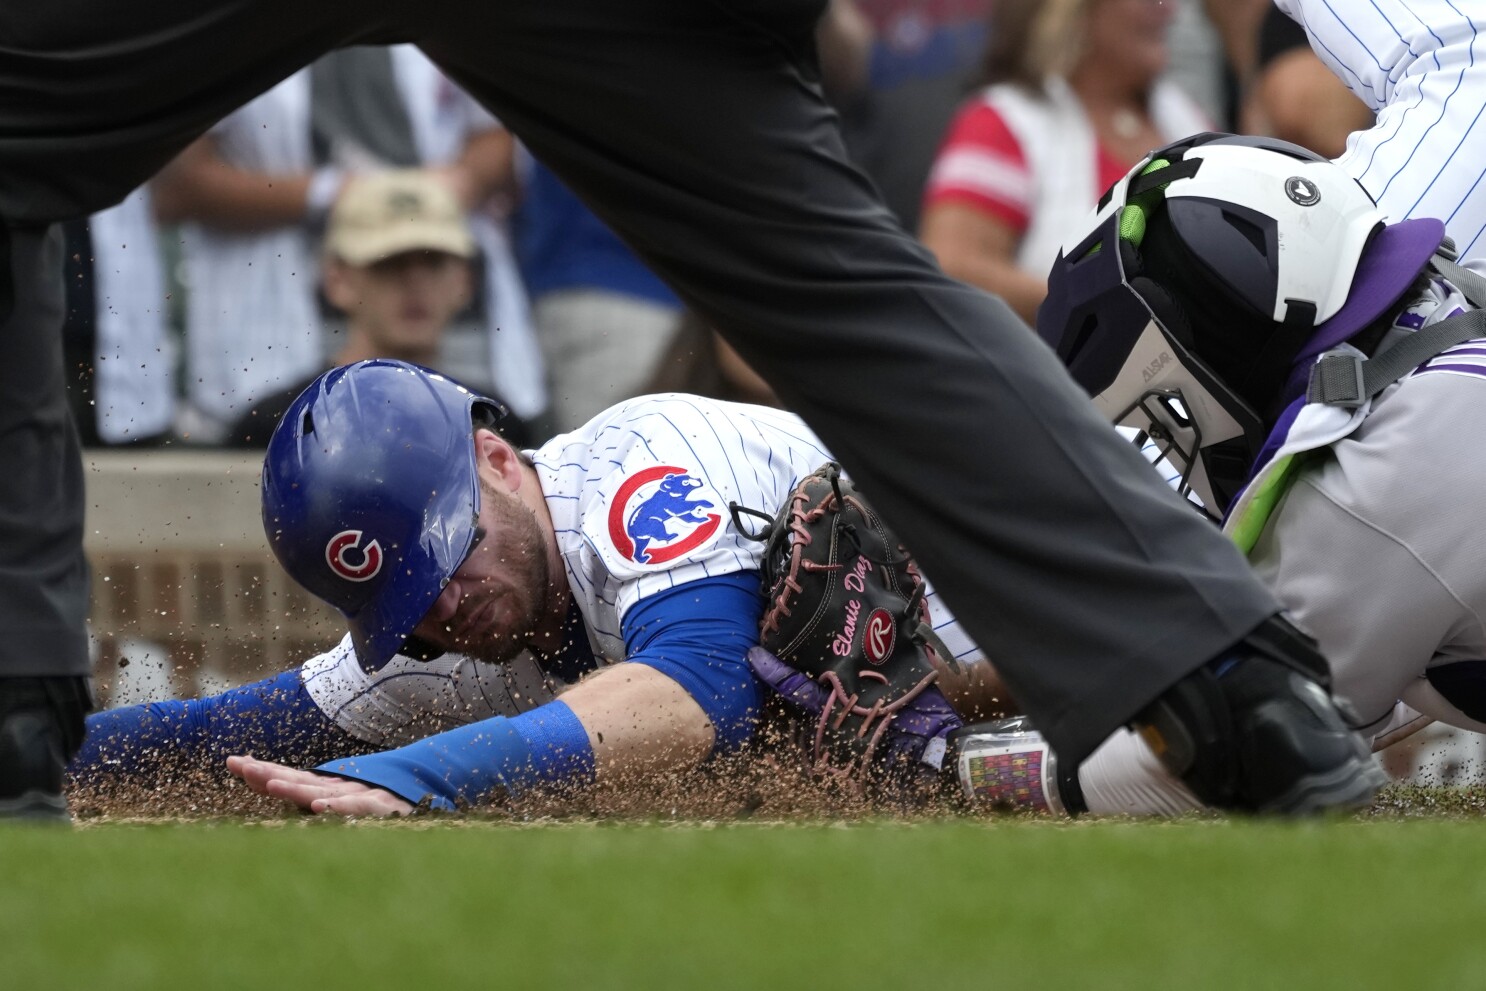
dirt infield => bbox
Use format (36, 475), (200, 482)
(67, 746), (1486, 825)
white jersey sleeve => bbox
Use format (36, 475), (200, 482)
(300, 634), (559, 748)
(1278, 0), (1486, 259)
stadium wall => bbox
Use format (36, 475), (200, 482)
(82, 451), (342, 705)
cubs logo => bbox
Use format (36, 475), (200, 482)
(864, 608), (896, 665)
(325, 529), (384, 582)
(607, 465), (722, 565)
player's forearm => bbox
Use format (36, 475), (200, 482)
(312, 667), (716, 809)
(311, 577), (766, 809)
(313, 700), (596, 809)
(560, 663), (715, 772)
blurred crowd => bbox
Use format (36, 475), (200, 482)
(65, 0), (1368, 452)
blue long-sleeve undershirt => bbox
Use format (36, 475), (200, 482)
(69, 668), (365, 786)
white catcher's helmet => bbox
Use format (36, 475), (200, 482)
(1037, 133), (1441, 517)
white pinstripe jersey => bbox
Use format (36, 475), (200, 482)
(303, 394), (984, 745)
(1278, 0), (1486, 259)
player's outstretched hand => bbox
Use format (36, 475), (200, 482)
(226, 755), (415, 817)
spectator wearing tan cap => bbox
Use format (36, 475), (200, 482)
(224, 170), (531, 448)
(152, 48), (547, 445)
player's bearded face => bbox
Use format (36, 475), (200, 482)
(412, 478), (552, 664)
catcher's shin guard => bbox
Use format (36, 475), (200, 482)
(0, 676), (91, 822)
(944, 717), (1086, 816)
(1132, 615), (1386, 815)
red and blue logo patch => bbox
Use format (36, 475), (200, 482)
(606, 465), (722, 565)
(325, 529), (384, 582)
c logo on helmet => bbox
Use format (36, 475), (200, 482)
(864, 609), (896, 665)
(325, 529), (384, 582)
(1285, 176), (1321, 207)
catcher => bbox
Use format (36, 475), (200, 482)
(759, 132), (1486, 817)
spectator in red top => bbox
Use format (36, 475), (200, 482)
(920, 0), (1210, 324)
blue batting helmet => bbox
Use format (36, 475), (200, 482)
(261, 359), (507, 673)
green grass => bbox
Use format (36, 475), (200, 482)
(6, 812), (1486, 990)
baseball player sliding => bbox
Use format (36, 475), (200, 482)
(78, 1), (1474, 820)
(73, 361), (992, 813)
(1, 0), (1390, 822)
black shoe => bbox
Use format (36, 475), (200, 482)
(0, 677), (91, 823)
(1133, 616), (1387, 815)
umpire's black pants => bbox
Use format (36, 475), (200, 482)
(0, 0), (1279, 761)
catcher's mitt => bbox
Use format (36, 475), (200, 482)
(732, 462), (957, 778)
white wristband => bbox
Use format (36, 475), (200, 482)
(305, 167), (346, 223)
